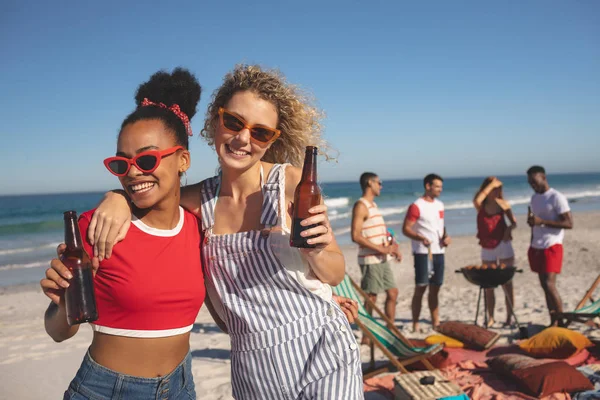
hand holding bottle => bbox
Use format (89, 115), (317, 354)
(288, 202), (333, 255)
(41, 244), (100, 306)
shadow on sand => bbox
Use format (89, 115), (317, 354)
(191, 323), (224, 334)
(191, 349), (231, 360)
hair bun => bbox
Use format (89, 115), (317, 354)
(134, 67), (201, 121)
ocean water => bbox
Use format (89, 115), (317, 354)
(1, 173), (599, 287)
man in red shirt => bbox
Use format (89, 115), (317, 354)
(402, 174), (450, 332)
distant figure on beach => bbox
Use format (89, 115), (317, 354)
(473, 176), (517, 327)
(88, 65), (364, 399)
(40, 68), (205, 398)
(351, 172), (401, 336)
(527, 166), (573, 327)
(402, 173), (450, 332)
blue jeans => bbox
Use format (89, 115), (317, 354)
(64, 350), (196, 400)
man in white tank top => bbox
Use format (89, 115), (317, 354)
(351, 172), (402, 336)
(402, 174), (451, 332)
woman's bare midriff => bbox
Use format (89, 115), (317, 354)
(89, 331), (191, 377)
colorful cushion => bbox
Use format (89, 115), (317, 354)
(513, 362), (593, 397)
(487, 353), (549, 374)
(519, 327), (593, 359)
(489, 354), (594, 397)
(435, 321), (500, 350)
(425, 334), (464, 348)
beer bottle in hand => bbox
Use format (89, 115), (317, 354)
(62, 211), (98, 325)
(290, 146), (321, 248)
(527, 206), (534, 244)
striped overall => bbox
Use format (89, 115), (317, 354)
(200, 164), (363, 400)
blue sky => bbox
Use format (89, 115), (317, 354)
(1, 0), (598, 195)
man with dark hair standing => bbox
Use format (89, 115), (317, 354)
(402, 173), (450, 332)
(351, 172), (401, 336)
(527, 165), (573, 327)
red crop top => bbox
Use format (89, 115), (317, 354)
(476, 208), (508, 250)
(78, 208), (205, 338)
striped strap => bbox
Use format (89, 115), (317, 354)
(261, 164), (282, 228)
(200, 176), (219, 232)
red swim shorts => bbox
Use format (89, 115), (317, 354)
(528, 244), (563, 274)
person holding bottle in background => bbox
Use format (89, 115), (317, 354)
(527, 165), (573, 327)
(351, 172), (401, 341)
(402, 173), (450, 332)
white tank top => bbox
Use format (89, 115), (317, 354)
(357, 198), (390, 265)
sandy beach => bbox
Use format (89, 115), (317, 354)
(1, 211), (598, 400)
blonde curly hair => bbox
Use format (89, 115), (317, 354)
(200, 64), (332, 167)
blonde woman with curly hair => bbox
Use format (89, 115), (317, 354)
(88, 65), (363, 399)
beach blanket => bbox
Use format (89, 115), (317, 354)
(441, 359), (571, 400)
(363, 344), (597, 399)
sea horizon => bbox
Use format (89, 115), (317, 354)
(1, 170), (598, 198)
(1, 171), (599, 287)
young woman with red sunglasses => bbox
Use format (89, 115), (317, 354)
(40, 68), (204, 399)
(88, 65), (363, 399)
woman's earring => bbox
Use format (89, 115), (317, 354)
(181, 171), (188, 187)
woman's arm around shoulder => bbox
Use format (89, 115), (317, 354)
(180, 183), (204, 218)
(88, 190), (132, 261)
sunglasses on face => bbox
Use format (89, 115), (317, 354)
(103, 146), (184, 177)
(218, 107), (281, 144)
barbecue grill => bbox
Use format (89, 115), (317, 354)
(456, 265), (528, 338)
(458, 266), (519, 289)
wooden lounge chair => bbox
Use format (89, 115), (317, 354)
(558, 274), (600, 327)
(333, 275), (443, 380)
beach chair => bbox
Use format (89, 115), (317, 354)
(333, 275), (443, 379)
(558, 274), (600, 327)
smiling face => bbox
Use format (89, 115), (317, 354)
(116, 119), (189, 209)
(214, 91), (278, 172)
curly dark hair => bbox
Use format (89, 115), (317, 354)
(121, 67), (201, 149)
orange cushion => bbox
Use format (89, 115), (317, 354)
(518, 327), (593, 359)
(425, 334), (464, 348)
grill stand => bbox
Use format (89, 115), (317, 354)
(473, 284), (527, 338)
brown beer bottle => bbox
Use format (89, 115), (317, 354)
(62, 211), (98, 325)
(290, 146), (321, 248)
(527, 206), (534, 244)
